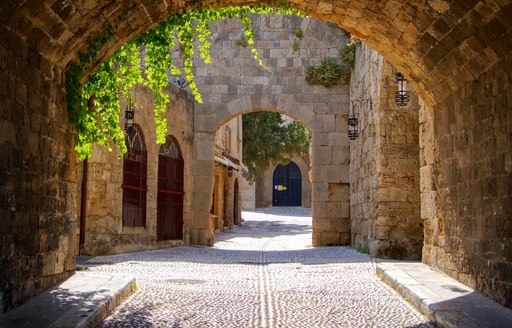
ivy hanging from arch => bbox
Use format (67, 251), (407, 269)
(66, 4), (304, 160)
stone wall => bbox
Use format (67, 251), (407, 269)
(81, 84), (194, 255)
(187, 14), (351, 246)
(241, 177), (256, 211)
(421, 53), (512, 307)
(0, 27), (77, 312)
(350, 43), (422, 259)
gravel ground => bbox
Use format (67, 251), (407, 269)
(87, 208), (434, 327)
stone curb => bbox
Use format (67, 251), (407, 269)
(50, 273), (135, 328)
(377, 261), (512, 328)
(0, 271), (135, 328)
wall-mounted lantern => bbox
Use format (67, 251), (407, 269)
(395, 72), (410, 106)
(347, 97), (371, 141)
(348, 115), (359, 140)
(124, 103), (135, 134)
(176, 77), (189, 88)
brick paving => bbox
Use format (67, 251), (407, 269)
(86, 208), (434, 327)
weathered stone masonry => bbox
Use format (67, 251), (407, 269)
(80, 84), (194, 255)
(421, 52), (512, 307)
(350, 43), (422, 260)
(186, 15), (351, 247)
(0, 27), (77, 311)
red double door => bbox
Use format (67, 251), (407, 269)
(157, 140), (184, 240)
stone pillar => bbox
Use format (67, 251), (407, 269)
(190, 132), (215, 246)
(311, 112), (351, 246)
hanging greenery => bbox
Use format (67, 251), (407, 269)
(66, 4), (304, 160)
(242, 112), (310, 180)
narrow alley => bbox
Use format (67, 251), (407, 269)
(82, 208), (433, 327)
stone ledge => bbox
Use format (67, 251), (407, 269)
(0, 271), (135, 328)
(377, 261), (512, 328)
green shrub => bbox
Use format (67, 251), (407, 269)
(292, 28), (303, 38)
(235, 35), (248, 47)
(292, 40), (300, 52)
(338, 39), (359, 68)
(355, 243), (370, 255)
(306, 58), (351, 87)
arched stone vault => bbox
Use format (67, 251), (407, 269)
(5, 1), (512, 107)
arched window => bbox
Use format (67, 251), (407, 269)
(157, 136), (184, 240)
(122, 125), (147, 227)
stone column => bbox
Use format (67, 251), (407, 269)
(190, 132), (215, 245)
(311, 112), (351, 246)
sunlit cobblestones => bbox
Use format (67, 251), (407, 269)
(88, 208), (434, 327)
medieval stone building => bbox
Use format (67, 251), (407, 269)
(1, 0), (512, 313)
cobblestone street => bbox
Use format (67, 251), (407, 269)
(87, 208), (434, 327)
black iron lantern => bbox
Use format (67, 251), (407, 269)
(348, 101), (359, 141)
(395, 72), (410, 106)
(124, 103), (135, 134)
(348, 115), (359, 140)
(176, 77), (189, 88)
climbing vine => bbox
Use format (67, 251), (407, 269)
(66, 4), (304, 160)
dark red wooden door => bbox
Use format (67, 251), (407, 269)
(122, 126), (147, 227)
(157, 137), (184, 240)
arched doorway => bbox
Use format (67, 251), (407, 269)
(272, 162), (302, 207)
(157, 136), (184, 240)
(122, 125), (147, 227)
(233, 179), (240, 225)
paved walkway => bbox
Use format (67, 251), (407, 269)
(86, 208), (433, 327)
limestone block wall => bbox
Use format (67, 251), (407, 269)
(81, 84), (194, 255)
(350, 43), (422, 259)
(185, 14), (351, 246)
(241, 178), (256, 210)
(255, 157), (311, 208)
(0, 28), (77, 312)
(421, 53), (512, 307)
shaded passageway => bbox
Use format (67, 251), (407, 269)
(82, 208), (433, 327)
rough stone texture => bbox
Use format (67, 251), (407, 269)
(255, 156), (311, 208)
(3, 0), (510, 109)
(350, 43), (422, 260)
(0, 27), (77, 312)
(183, 14), (351, 246)
(80, 84), (194, 255)
(421, 52), (512, 308)
(241, 178), (256, 210)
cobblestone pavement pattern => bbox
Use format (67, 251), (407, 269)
(89, 208), (434, 327)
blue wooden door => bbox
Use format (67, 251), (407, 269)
(272, 162), (302, 206)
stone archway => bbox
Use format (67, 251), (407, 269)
(192, 92), (350, 248)
(2, 0), (512, 311)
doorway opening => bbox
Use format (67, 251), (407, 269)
(272, 161), (302, 207)
(157, 135), (184, 240)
